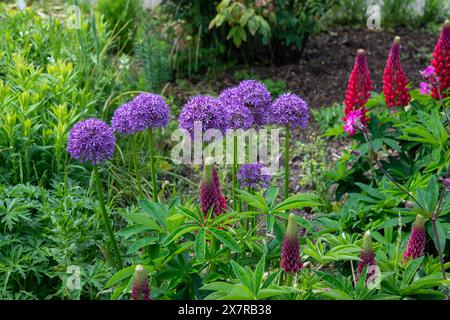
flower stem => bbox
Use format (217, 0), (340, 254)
(149, 128), (158, 202)
(93, 166), (122, 270)
(284, 125), (290, 200)
(232, 134), (238, 211)
(131, 136), (143, 199)
(285, 273), (293, 287)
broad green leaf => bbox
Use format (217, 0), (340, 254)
(123, 213), (162, 232)
(163, 225), (199, 246)
(401, 256), (424, 287)
(127, 237), (158, 254)
(210, 228), (240, 251)
(252, 255), (265, 294)
(230, 260), (252, 289)
(194, 228), (206, 262)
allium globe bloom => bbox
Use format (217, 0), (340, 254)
(344, 109), (364, 136)
(403, 215), (426, 260)
(271, 93), (309, 128)
(344, 49), (372, 124)
(280, 214), (303, 273)
(431, 20), (450, 99)
(131, 265), (151, 300)
(67, 118), (115, 165)
(236, 80), (272, 126)
(383, 37), (411, 108)
(129, 93), (170, 130)
(200, 158), (227, 218)
(237, 162), (272, 190)
(111, 102), (139, 134)
(179, 96), (230, 135)
(356, 231), (377, 282)
(219, 87), (254, 130)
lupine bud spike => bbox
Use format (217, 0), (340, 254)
(200, 157), (226, 218)
(286, 213), (298, 239)
(431, 20), (450, 99)
(403, 214), (426, 260)
(280, 213), (303, 273)
(357, 230), (376, 281)
(362, 230), (372, 252)
(131, 265), (151, 300)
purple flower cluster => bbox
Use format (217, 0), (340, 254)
(219, 87), (254, 130)
(280, 214), (303, 273)
(179, 95), (230, 135)
(271, 93), (309, 128)
(236, 80), (272, 126)
(237, 162), (271, 190)
(67, 118), (116, 165)
(112, 93), (170, 134)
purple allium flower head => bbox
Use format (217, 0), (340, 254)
(111, 102), (139, 134)
(403, 215), (426, 260)
(219, 87), (254, 130)
(271, 93), (309, 128)
(237, 162), (271, 190)
(236, 80), (272, 126)
(67, 118), (115, 165)
(356, 231), (377, 282)
(131, 265), (151, 300)
(179, 95), (230, 135)
(129, 93), (170, 131)
(280, 213), (303, 273)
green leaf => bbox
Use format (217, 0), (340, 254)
(236, 189), (269, 211)
(272, 193), (322, 212)
(210, 228), (240, 251)
(163, 225), (199, 246)
(194, 228), (206, 262)
(230, 260), (252, 289)
(127, 237), (158, 254)
(123, 213), (162, 232)
(426, 220), (447, 252)
(140, 199), (167, 227)
(200, 281), (235, 292)
(252, 255), (265, 294)
(104, 265), (136, 288)
(401, 256), (424, 287)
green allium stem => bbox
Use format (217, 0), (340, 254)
(131, 136), (143, 199)
(284, 125), (290, 200)
(93, 166), (122, 270)
(149, 128), (158, 202)
(232, 134), (238, 211)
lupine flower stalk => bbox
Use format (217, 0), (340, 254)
(131, 265), (151, 300)
(280, 213), (303, 276)
(403, 215), (426, 260)
(67, 119), (122, 269)
(344, 49), (372, 125)
(431, 20), (450, 100)
(356, 231), (377, 282)
(382, 36), (411, 108)
(200, 158), (227, 219)
(271, 93), (309, 199)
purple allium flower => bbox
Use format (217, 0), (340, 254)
(219, 87), (254, 130)
(131, 265), (151, 300)
(271, 93), (309, 128)
(111, 102), (139, 135)
(179, 95), (230, 135)
(403, 215), (426, 260)
(128, 93), (170, 131)
(280, 213), (303, 273)
(356, 231), (377, 282)
(236, 80), (272, 126)
(237, 162), (271, 190)
(67, 118), (115, 165)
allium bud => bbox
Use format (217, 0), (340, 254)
(382, 36), (411, 108)
(404, 201), (415, 209)
(131, 265), (151, 300)
(431, 20), (450, 99)
(356, 231), (377, 281)
(443, 178), (450, 191)
(280, 213), (303, 273)
(403, 215), (426, 260)
(200, 157), (227, 219)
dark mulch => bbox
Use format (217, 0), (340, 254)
(168, 26), (437, 109)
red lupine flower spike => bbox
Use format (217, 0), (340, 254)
(403, 215), (426, 260)
(383, 36), (411, 108)
(431, 20), (450, 99)
(131, 265), (151, 300)
(280, 213), (303, 273)
(356, 231), (377, 282)
(200, 157), (226, 219)
(344, 49), (372, 124)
